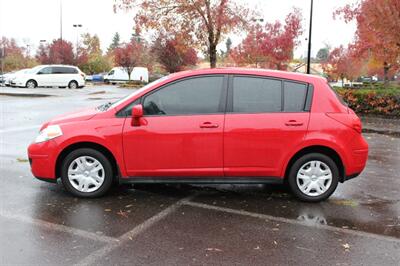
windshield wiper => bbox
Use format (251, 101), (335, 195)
(97, 101), (113, 111)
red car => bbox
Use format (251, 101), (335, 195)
(28, 68), (368, 202)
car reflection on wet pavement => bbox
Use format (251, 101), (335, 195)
(1, 87), (399, 265)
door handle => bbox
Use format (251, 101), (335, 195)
(200, 122), (219, 128)
(285, 120), (304, 127)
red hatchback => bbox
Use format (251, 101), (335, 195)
(28, 68), (368, 202)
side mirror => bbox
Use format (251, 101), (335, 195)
(131, 104), (144, 126)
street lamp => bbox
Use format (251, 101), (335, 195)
(252, 18), (264, 23)
(306, 0), (314, 74)
(73, 24), (83, 59)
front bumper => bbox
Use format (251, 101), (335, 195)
(28, 140), (58, 182)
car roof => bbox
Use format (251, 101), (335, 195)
(169, 68), (327, 84)
(40, 64), (77, 68)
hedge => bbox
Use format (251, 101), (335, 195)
(335, 87), (400, 117)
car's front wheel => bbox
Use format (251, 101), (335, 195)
(61, 148), (113, 198)
(288, 153), (339, 202)
(26, 80), (37, 89)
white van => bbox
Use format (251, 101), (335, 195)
(11, 65), (86, 89)
(104, 67), (149, 84)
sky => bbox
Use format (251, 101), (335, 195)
(0, 0), (359, 58)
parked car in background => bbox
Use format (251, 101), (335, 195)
(11, 65), (85, 89)
(1, 71), (16, 86)
(104, 67), (149, 84)
(28, 68), (368, 202)
(0, 73), (7, 86)
(85, 72), (107, 82)
(4, 68), (30, 86)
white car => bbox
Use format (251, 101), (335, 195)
(5, 69), (30, 86)
(11, 65), (86, 89)
(104, 67), (149, 84)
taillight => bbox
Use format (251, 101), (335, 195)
(326, 113), (362, 133)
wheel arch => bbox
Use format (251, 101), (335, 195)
(284, 145), (346, 183)
(55, 141), (120, 182)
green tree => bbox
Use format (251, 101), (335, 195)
(316, 47), (329, 63)
(108, 32), (120, 53)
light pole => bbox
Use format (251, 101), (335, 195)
(252, 18), (264, 23)
(60, 0), (63, 42)
(306, 0), (314, 74)
(73, 24), (82, 60)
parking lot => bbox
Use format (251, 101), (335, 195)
(1, 86), (399, 265)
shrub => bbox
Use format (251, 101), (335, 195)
(335, 87), (400, 117)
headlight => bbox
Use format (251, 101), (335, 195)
(35, 125), (63, 143)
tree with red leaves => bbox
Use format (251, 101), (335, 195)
(1, 37), (36, 71)
(37, 39), (75, 65)
(231, 9), (303, 70)
(114, 41), (145, 80)
(230, 25), (266, 68)
(152, 34), (198, 73)
(323, 44), (363, 85)
(335, 0), (400, 87)
(36, 43), (50, 64)
(114, 0), (251, 68)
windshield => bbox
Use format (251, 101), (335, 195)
(98, 75), (170, 111)
(27, 66), (43, 74)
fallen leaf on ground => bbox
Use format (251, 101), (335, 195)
(205, 248), (222, 252)
(117, 210), (129, 218)
(342, 243), (350, 250)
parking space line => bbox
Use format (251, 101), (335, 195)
(0, 209), (118, 243)
(75, 194), (196, 266)
(182, 201), (400, 244)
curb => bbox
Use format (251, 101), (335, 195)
(363, 128), (400, 137)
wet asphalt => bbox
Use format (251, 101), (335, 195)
(0, 86), (399, 265)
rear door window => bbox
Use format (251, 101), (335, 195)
(52, 67), (65, 74)
(232, 76), (282, 113)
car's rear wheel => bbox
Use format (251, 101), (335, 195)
(61, 148), (113, 198)
(26, 80), (37, 89)
(288, 153), (339, 202)
(68, 81), (78, 89)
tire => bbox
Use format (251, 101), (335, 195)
(68, 80), (78, 89)
(61, 148), (114, 198)
(26, 80), (37, 89)
(288, 153), (339, 202)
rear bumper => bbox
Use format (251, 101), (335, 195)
(342, 172), (361, 182)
